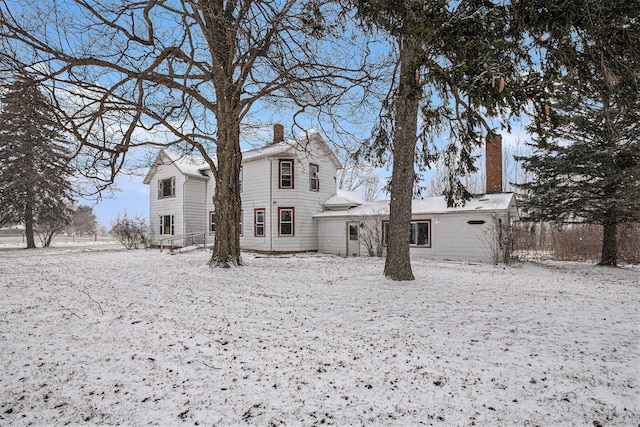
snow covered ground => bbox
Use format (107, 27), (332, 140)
(0, 245), (638, 426)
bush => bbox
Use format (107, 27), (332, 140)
(110, 214), (149, 250)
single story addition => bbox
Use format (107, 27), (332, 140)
(314, 190), (519, 263)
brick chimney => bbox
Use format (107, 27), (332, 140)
(486, 133), (503, 193)
(273, 123), (284, 144)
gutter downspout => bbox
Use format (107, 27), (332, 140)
(183, 175), (189, 247)
(268, 157), (274, 252)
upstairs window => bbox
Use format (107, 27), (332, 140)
(278, 207), (294, 236)
(279, 159), (294, 189)
(309, 163), (319, 192)
(239, 166), (243, 193)
(158, 177), (175, 199)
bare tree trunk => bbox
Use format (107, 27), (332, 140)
(599, 219), (618, 266)
(384, 37), (420, 281)
(24, 198), (36, 249)
(208, 121), (244, 268)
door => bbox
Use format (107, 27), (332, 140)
(346, 222), (360, 257)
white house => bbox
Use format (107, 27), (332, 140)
(144, 126), (519, 263)
(143, 126), (341, 252)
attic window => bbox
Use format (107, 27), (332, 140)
(467, 220), (486, 225)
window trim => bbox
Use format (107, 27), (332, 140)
(209, 211), (216, 234)
(159, 214), (175, 236)
(254, 208), (265, 237)
(382, 219), (431, 248)
(309, 163), (319, 192)
(278, 207), (295, 236)
(279, 159), (294, 189)
(158, 177), (176, 199)
(210, 210), (243, 236)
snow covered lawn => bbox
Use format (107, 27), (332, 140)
(1, 246), (638, 425)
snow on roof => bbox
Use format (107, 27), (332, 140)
(323, 190), (365, 210)
(242, 129), (341, 169)
(314, 193), (519, 218)
(145, 129), (340, 184)
(162, 150), (209, 176)
(242, 139), (297, 161)
(143, 150), (210, 184)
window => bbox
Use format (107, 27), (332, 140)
(278, 207), (294, 236)
(239, 166), (243, 193)
(159, 215), (174, 235)
(210, 210), (243, 235)
(158, 177), (175, 199)
(382, 220), (431, 247)
(349, 223), (358, 241)
(309, 163), (319, 192)
(239, 210), (243, 236)
(410, 221), (430, 246)
(255, 208), (265, 237)
(209, 211), (216, 233)
(279, 159), (294, 189)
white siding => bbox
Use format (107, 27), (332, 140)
(239, 159), (272, 251)
(238, 138), (338, 253)
(148, 163), (185, 245)
(420, 213), (497, 263)
(182, 176), (208, 245)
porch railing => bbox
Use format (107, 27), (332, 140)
(159, 232), (208, 252)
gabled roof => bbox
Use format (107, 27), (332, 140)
(144, 129), (342, 184)
(242, 129), (342, 169)
(143, 150), (209, 184)
(314, 193), (519, 219)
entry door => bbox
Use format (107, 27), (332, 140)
(346, 222), (360, 257)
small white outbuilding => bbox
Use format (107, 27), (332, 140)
(314, 191), (519, 263)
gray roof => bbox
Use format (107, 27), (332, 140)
(144, 129), (341, 184)
(314, 193), (519, 219)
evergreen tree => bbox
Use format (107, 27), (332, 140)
(515, 0), (640, 266)
(351, 0), (531, 279)
(0, 74), (75, 248)
(69, 205), (98, 236)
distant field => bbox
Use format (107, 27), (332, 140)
(0, 235), (117, 245)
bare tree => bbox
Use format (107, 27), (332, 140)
(337, 161), (385, 201)
(111, 213), (149, 250)
(36, 206), (73, 247)
(424, 136), (534, 198)
(0, 0), (375, 267)
(357, 209), (386, 256)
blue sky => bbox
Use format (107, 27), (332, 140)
(88, 174), (149, 228)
